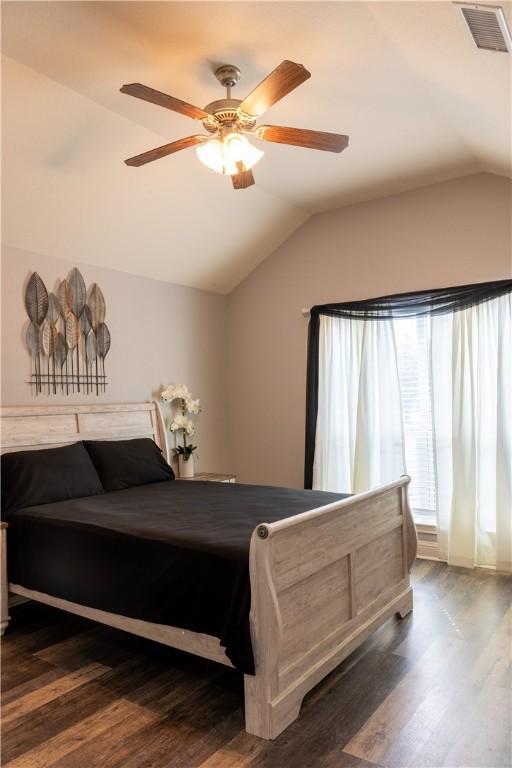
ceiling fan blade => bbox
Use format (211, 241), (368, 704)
(256, 125), (349, 153)
(238, 61), (310, 118)
(121, 83), (210, 121)
(231, 163), (255, 189)
(124, 135), (206, 167)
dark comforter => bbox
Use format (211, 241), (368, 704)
(8, 480), (347, 673)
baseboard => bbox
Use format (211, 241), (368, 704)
(416, 523), (439, 561)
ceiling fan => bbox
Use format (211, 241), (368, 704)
(121, 60), (349, 189)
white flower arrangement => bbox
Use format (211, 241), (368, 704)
(161, 383), (201, 461)
(161, 383), (190, 402)
(169, 413), (196, 437)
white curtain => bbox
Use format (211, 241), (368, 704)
(432, 293), (512, 571)
(313, 315), (405, 493)
(313, 294), (511, 571)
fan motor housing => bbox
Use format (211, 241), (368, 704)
(202, 98), (257, 133)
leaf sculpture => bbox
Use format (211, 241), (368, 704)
(86, 330), (98, 395)
(25, 273), (48, 326)
(65, 312), (79, 351)
(96, 322), (111, 355)
(96, 322), (111, 392)
(54, 332), (67, 393)
(40, 320), (57, 394)
(80, 305), (92, 335)
(58, 279), (73, 393)
(88, 284), (106, 395)
(26, 321), (41, 394)
(88, 284), (106, 330)
(46, 294), (62, 392)
(55, 332), (67, 366)
(58, 279), (72, 319)
(69, 268), (87, 318)
(86, 329), (97, 365)
(26, 322), (40, 357)
(80, 306), (92, 392)
(41, 320), (57, 357)
(66, 312), (79, 392)
(68, 268), (87, 392)
(46, 293), (62, 325)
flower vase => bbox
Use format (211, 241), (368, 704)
(179, 455), (194, 479)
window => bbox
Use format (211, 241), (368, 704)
(307, 285), (511, 570)
(393, 317), (437, 523)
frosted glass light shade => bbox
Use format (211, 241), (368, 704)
(196, 139), (230, 174)
(224, 134), (264, 171)
(196, 133), (264, 176)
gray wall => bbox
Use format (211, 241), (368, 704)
(228, 173), (512, 488)
(1, 245), (232, 474)
(2, 174), (511, 486)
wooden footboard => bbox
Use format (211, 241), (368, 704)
(244, 475), (417, 739)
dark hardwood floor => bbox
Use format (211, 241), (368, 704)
(1, 561), (511, 768)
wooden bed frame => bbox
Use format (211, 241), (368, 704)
(0, 402), (417, 740)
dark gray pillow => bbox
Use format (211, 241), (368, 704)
(82, 438), (174, 491)
(1, 442), (104, 518)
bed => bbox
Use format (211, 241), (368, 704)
(0, 402), (417, 739)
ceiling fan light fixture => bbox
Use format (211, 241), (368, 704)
(196, 133), (264, 176)
(223, 133), (264, 170)
(196, 138), (227, 174)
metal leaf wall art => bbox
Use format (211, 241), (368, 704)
(96, 322), (111, 394)
(24, 269), (111, 396)
(88, 284), (106, 330)
(25, 273), (49, 326)
(58, 279), (72, 319)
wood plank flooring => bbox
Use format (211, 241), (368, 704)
(2, 562), (511, 767)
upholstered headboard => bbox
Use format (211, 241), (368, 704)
(0, 402), (169, 462)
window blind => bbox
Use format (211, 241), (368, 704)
(393, 317), (437, 520)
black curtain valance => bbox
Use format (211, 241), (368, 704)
(304, 279), (512, 489)
(309, 279), (512, 321)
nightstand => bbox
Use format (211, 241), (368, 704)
(177, 472), (236, 483)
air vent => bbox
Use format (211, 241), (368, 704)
(456, 3), (512, 52)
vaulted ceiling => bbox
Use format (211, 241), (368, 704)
(2, 1), (511, 292)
